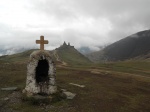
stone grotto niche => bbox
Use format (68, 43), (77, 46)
(24, 50), (57, 95)
(36, 59), (49, 85)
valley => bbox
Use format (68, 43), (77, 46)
(0, 58), (150, 112)
(0, 38), (150, 112)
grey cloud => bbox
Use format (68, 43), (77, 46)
(1, 0), (150, 55)
(31, 0), (150, 35)
(31, 0), (77, 20)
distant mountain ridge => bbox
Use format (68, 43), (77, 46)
(77, 47), (94, 55)
(86, 30), (150, 62)
(0, 47), (29, 56)
(0, 42), (91, 65)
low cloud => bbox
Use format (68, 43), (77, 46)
(0, 0), (150, 55)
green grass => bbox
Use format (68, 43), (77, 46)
(57, 47), (91, 66)
(0, 49), (36, 63)
(0, 59), (150, 112)
(96, 60), (150, 77)
(0, 48), (92, 66)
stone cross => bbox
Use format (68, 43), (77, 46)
(36, 36), (49, 50)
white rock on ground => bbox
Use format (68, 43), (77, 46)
(1, 87), (18, 91)
(63, 91), (76, 99)
(69, 83), (85, 88)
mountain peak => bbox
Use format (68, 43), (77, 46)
(86, 30), (150, 62)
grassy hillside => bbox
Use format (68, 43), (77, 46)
(56, 45), (91, 66)
(87, 30), (150, 62)
(0, 49), (36, 63)
(96, 60), (150, 77)
(0, 46), (91, 65)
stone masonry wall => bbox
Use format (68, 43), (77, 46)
(24, 50), (57, 95)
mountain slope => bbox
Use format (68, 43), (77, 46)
(0, 43), (91, 65)
(0, 49), (36, 63)
(55, 43), (91, 65)
(87, 30), (150, 62)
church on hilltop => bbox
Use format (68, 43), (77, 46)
(59, 41), (74, 48)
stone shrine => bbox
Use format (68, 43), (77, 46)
(24, 36), (57, 95)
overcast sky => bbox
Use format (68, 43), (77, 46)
(0, 0), (150, 54)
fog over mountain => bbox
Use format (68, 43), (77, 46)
(0, 0), (150, 55)
(86, 30), (150, 62)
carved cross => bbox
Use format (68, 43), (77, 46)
(36, 36), (49, 50)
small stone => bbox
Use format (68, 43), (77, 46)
(22, 89), (26, 94)
(26, 92), (34, 97)
(69, 83), (85, 88)
(1, 87), (18, 91)
(61, 89), (67, 92)
(3, 97), (9, 101)
(63, 91), (76, 99)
